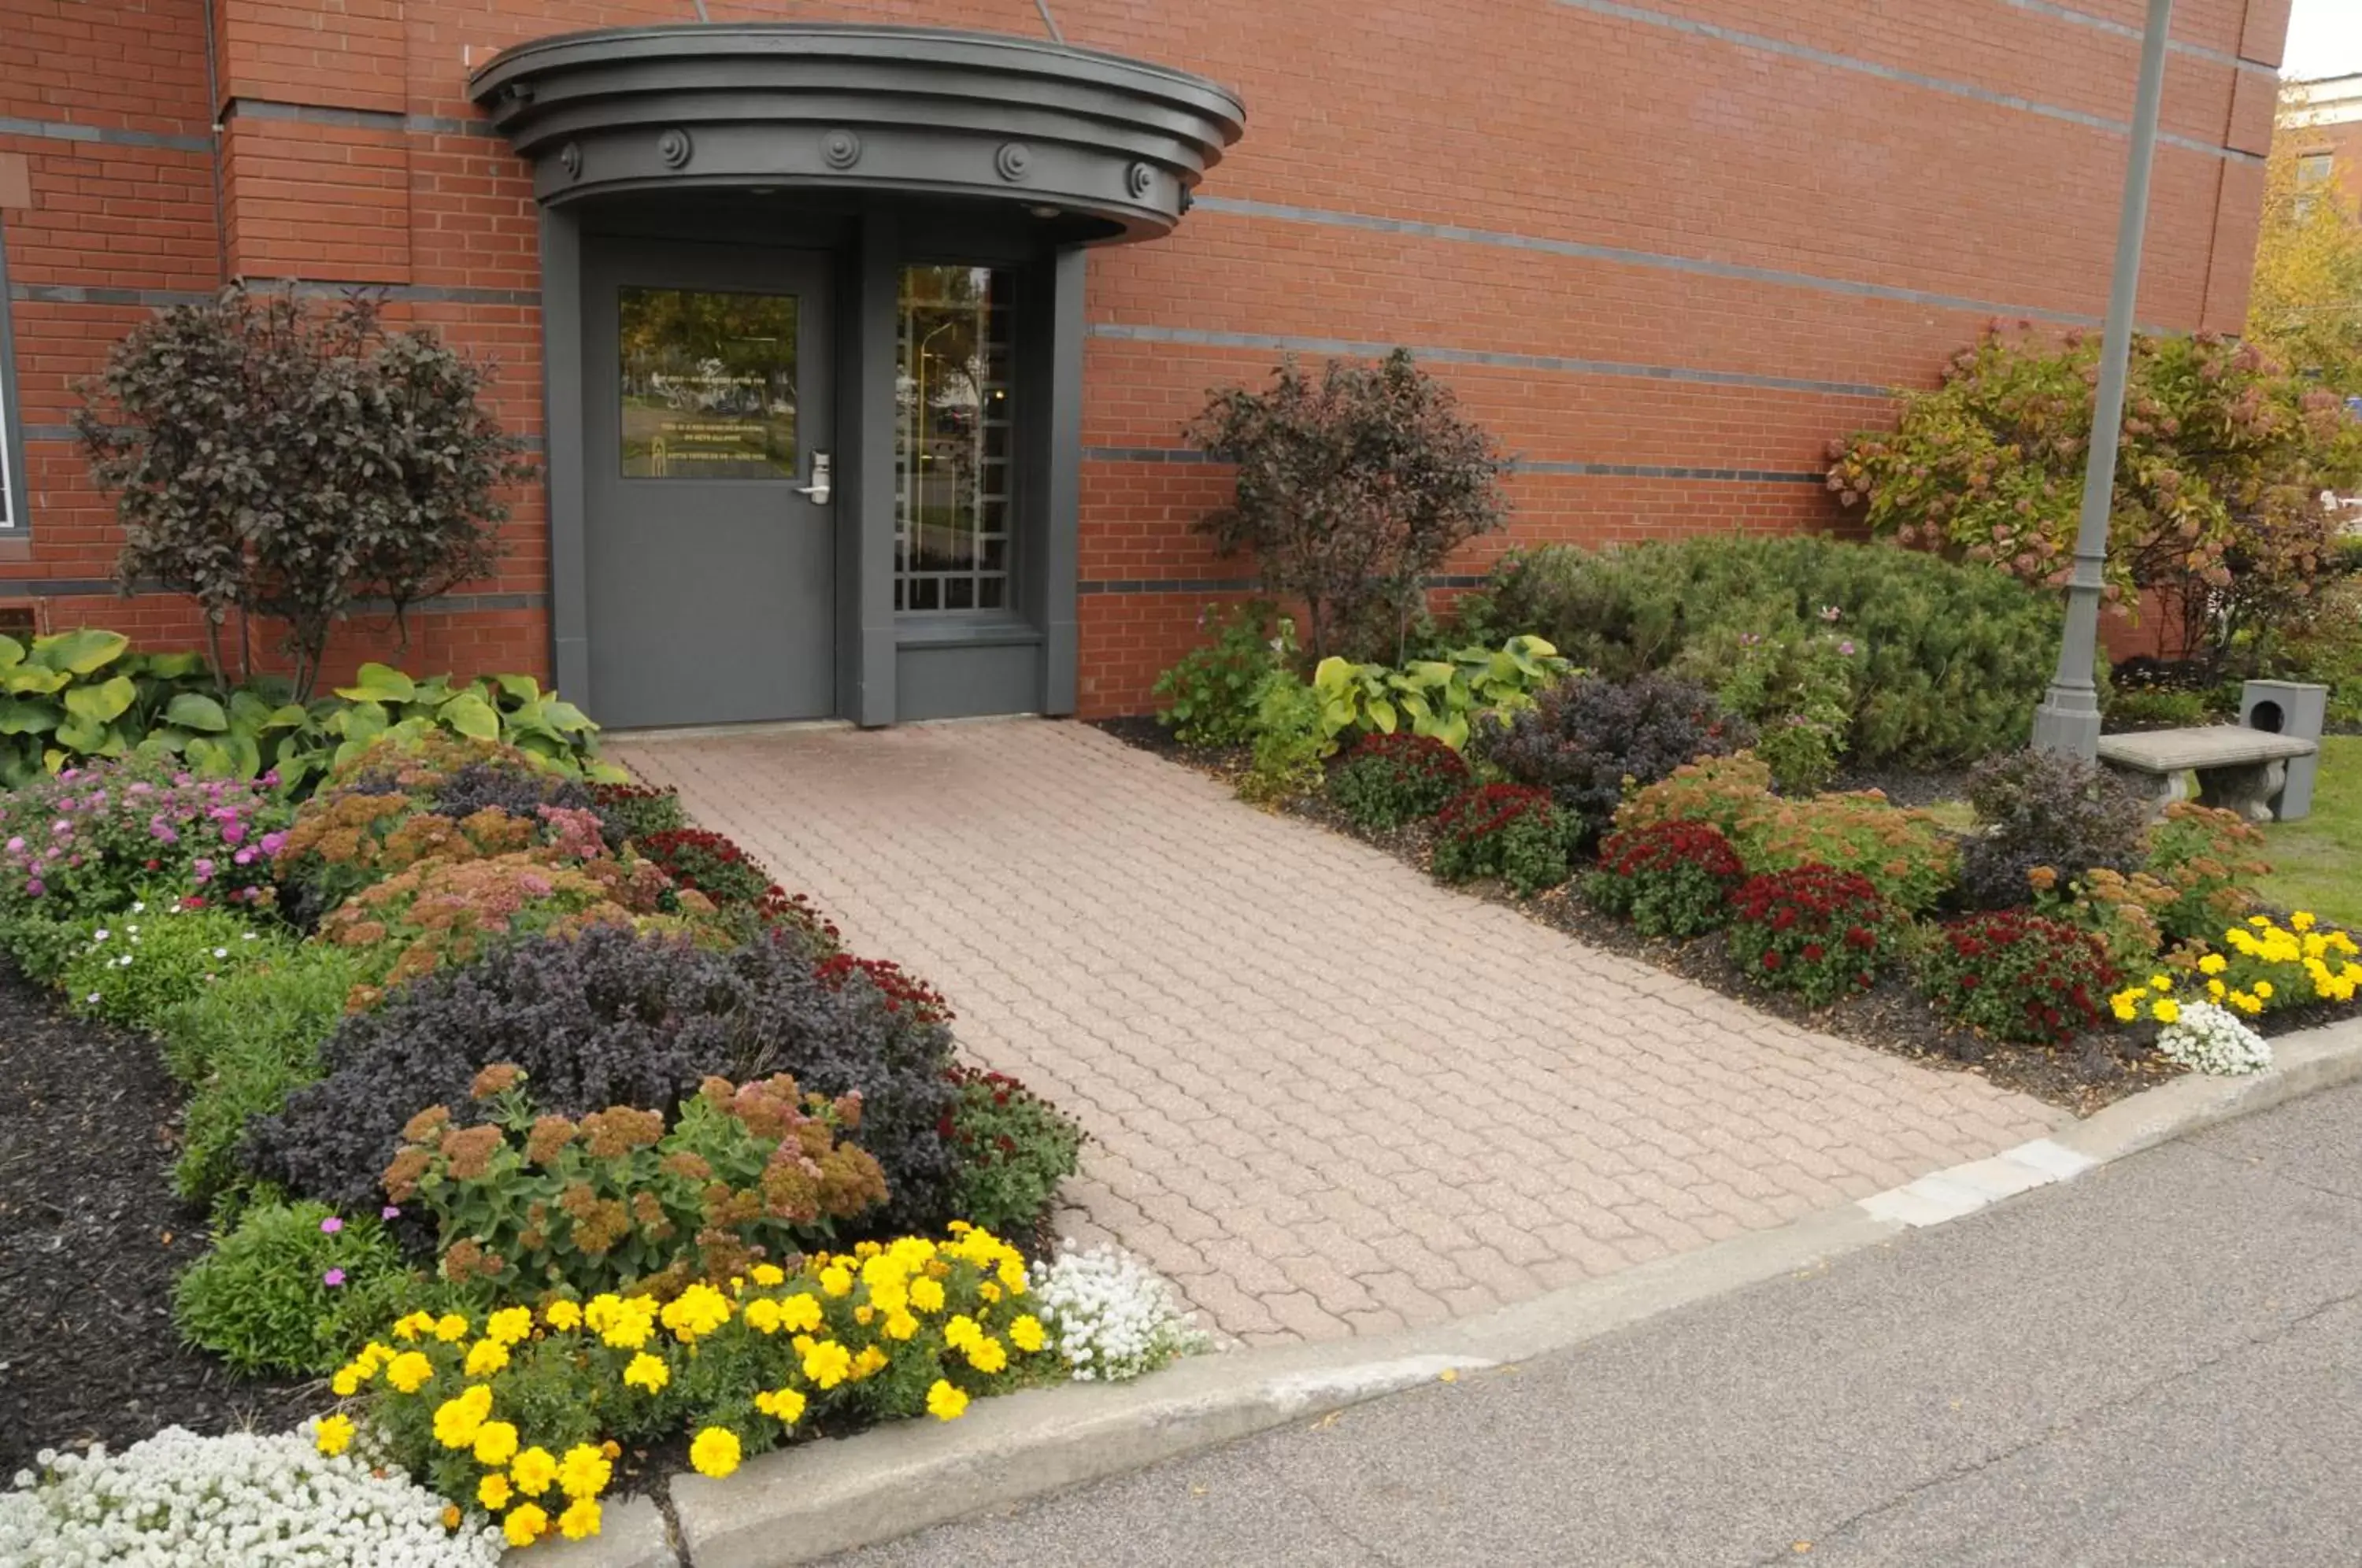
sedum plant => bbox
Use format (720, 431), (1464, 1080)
(384, 1065), (889, 1300)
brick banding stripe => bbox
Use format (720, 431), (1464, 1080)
(0, 579), (550, 612)
(1079, 446), (1827, 483)
(221, 98), (494, 139)
(1997, 0), (2264, 72)
(0, 117), (212, 153)
(1554, 0), (2262, 165)
(1089, 324), (1893, 401)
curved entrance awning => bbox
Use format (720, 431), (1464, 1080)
(468, 24), (1245, 242)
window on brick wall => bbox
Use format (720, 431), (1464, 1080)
(2297, 152), (2336, 221)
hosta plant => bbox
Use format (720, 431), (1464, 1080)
(1916, 911), (2116, 1046)
(1327, 730), (1472, 834)
(1727, 865), (1897, 1008)
(0, 627), (213, 787)
(1583, 819), (1745, 940)
(383, 1065), (889, 1300)
(1309, 635), (1569, 752)
(1429, 784), (1572, 896)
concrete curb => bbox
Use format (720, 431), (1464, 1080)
(529, 1013), (2362, 1568)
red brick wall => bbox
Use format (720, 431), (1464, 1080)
(0, 0), (2297, 715)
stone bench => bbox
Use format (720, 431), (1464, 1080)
(2095, 727), (2319, 823)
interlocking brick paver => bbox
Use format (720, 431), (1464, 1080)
(620, 721), (2065, 1344)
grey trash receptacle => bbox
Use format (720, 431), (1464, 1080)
(2240, 679), (2327, 821)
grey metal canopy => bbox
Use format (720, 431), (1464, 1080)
(468, 24), (1245, 241)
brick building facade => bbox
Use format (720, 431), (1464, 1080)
(0, 0), (2297, 727)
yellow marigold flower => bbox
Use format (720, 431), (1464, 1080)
(464, 1338), (510, 1378)
(884, 1310), (920, 1341)
(743, 1297), (783, 1334)
(431, 1385), (494, 1450)
(2110, 995), (2139, 1023)
(2150, 998), (2180, 1025)
(688, 1426), (742, 1479)
(802, 1338), (854, 1389)
(778, 1293), (824, 1333)
(511, 1447), (559, 1497)
(948, 1220), (972, 1233)
(978, 1282), (1001, 1305)
(503, 1502), (548, 1548)
(623, 1352), (670, 1392)
(926, 1379), (969, 1421)
(313, 1415), (355, 1457)
(593, 1296), (656, 1351)
(998, 1257), (1027, 1294)
(756, 1385), (809, 1426)
(853, 1304), (875, 1326)
(2294, 912), (2317, 931)
(819, 1264), (853, 1297)
(2208, 978), (2227, 999)
(751, 1263), (786, 1287)
(392, 1311), (435, 1342)
(909, 1277), (946, 1314)
(1009, 1315), (1046, 1354)
(433, 1313), (470, 1344)
(477, 1472), (512, 1512)
(2148, 974), (2171, 993)
(855, 1239), (883, 1258)
(964, 1336), (1009, 1374)
(853, 1345), (889, 1379)
(2234, 991), (2265, 1015)
(485, 1307), (535, 1347)
(661, 1283), (734, 1344)
(442, 1503), (462, 1531)
(942, 1314), (982, 1352)
(860, 1253), (905, 1290)
(558, 1497), (602, 1541)
(473, 1421), (520, 1467)
(2255, 980), (2274, 1000)
(2197, 953), (2227, 975)
(385, 1350), (435, 1394)
(331, 1366), (363, 1399)
(557, 1443), (613, 1500)
(544, 1300), (583, 1333)
(869, 1281), (908, 1317)
(583, 1293), (623, 1330)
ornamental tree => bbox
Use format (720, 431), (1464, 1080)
(2247, 83), (2362, 398)
(1187, 349), (1509, 662)
(77, 286), (533, 697)
(1825, 323), (2362, 672)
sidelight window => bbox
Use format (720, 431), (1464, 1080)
(894, 265), (1013, 612)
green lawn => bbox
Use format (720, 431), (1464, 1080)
(2260, 735), (2362, 931)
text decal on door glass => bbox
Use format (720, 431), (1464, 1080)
(618, 286), (799, 479)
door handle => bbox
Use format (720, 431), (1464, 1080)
(794, 451), (832, 505)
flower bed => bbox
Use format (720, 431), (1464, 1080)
(0, 727), (1189, 1561)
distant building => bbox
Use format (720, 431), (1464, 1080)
(2287, 72), (2362, 217)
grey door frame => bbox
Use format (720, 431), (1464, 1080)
(537, 197), (1085, 729)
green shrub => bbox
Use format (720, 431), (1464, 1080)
(1617, 753), (1959, 914)
(1153, 602), (1291, 748)
(1309, 635), (1570, 752)
(1431, 784), (1572, 895)
(942, 1066), (1087, 1240)
(1238, 671), (1326, 804)
(58, 900), (293, 1030)
(156, 945), (361, 1204)
(1327, 732), (1472, 833)
(1460, 536), (2061, 768)
(172, 1200), (413, 1375)
(1583, 820), (1746, 939)
(0, 911), (99, 985)
(1476, 673), (1752, 845)
(1673, 619), (1854, 793)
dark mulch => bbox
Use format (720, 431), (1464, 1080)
(1094, 717), (2357, 1117)
(0, 962), (313, 1472)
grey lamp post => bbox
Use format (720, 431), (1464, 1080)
(2031, 0), (2175, 760)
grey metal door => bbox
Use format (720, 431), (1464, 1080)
(583, 240), (835, 727)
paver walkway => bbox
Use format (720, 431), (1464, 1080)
(617, 720), (2065, 1345)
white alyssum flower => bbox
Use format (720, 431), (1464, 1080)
(0, 1426), (501, 1568)
(2155, 1000), (2272, 1076)
(1028, 1241), (1212, 1383)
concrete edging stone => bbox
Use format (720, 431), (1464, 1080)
(520, 1013), (2362, 1568)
